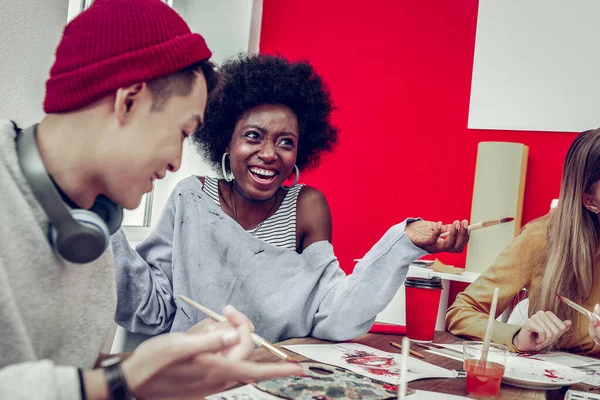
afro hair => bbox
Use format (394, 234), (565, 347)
(192, 54), (339, 172)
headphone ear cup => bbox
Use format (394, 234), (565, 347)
(51, 210), (110, 264)
(88, 195), (123, 234)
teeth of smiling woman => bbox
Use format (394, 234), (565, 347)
(250, 167), (276, 176)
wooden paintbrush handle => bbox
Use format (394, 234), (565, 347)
(439, 222), (486, 238)
(179, 295), (288, 360)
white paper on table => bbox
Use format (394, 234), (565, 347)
(205, 384), (281, 400)
(572, 365), (600, 387)
(283, 343), (455, 384)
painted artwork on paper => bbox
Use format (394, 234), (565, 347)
(283, 343), (454, 384)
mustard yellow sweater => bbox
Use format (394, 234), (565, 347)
(446, 215), (600, 356)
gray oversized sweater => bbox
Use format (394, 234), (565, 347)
(0, 120), (116, 399)
(113, 176), (427, 342)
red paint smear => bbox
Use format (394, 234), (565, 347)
(365, 367), (399, 377)
(543, 369), (563, 380)
(516, 353), (543, 362)
(342, 350), (400, 377)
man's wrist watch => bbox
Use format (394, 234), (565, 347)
(100, 356), (135, 400)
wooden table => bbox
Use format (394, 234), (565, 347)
(247, 331), (599, 399)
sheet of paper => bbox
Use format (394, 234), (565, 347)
(433, 343), (600, 368)
(573, 365), (600, 387)
(283, 343), (455, 384)
(205, 384), (281, 400)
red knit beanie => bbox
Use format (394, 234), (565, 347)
(44, 0), (212, 113)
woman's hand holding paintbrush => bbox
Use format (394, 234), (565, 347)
(439, 217), (514, 238)
(405, 219), (470, 254)
(556, 294), (600, 346)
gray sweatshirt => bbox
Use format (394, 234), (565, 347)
(0, 120), (116, 399)
(113, 176), (427, 342)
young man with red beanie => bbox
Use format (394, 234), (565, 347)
(0, 0), (299, 399)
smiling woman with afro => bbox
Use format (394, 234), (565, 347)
(109, 53), (470, 345)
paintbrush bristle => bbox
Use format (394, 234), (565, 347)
(500, 217), (515, 223)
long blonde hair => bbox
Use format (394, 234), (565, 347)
(528, 128), (600, 348)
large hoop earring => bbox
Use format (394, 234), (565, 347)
(221, 153), (234, 182)
(281, 165), (300, 190)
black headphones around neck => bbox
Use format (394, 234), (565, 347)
(16, 124), (123, 264)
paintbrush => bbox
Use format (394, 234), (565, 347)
(556, 294), (600, 326)
(481, 287), (499, 362)
(179, 295), (290, 361)
(390, 341), (425, 359)
(440, 217), (514, 238)
(397, 337), (410, 400)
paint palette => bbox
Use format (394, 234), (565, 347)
(254, 362), (412, 399)
(503, 357), (588, 390)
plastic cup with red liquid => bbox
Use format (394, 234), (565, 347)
(463, 341), (509, 398)
(404, 277), (443, 342)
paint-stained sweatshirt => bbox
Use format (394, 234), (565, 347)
(0, 120), (116, 399)
(112, 176), (428, 342)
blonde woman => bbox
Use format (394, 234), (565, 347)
(446, 128), (600, 355)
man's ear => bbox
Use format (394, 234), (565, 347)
(114, 83), (146, 125)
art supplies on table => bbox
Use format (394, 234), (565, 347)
(390, 341), (425, 359)
(398, 337), (410, 399)
(480, 287), (500, 362)
(462, 288), (507, 397)
(463, 342), (507, 397)
(206, 384), (474, 400)
(425, 343), (600, 368)
(565, 389), (600, 400)
(282, 343), (456, 385)
(573, 364), (600, 387)
(502, 357), (587, 390)
(418, 343), (589, 390)
(416, 342), (464, 361)
(256, 362), (406, 399)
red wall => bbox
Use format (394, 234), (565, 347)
(260, 0), (577, 273)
